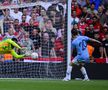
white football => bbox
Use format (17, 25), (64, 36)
(31, 52), (38, 59)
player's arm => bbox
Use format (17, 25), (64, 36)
(89, 38), (102, 44)
(6, 39), (22, 49)
(89, 38), (103, 58)
(10, 50), (25, 59)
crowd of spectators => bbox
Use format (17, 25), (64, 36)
(0, 0), (66, 62)
(0, 0), (108, 63)
(71, 0), (108, 61)
(0, 0), (56, 5)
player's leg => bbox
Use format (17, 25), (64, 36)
(63, 57), (78, 81)
(63, 65), (72, 81)
(78, 61), (90, 81)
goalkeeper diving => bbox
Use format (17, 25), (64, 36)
(0, 38), (30, 59)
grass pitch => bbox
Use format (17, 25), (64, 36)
(0, 79), (108, 90)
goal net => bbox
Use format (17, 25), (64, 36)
(0, 0), (67, 79)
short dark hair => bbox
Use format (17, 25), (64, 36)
(12, 38), (18, 42)
(11, 38), (18, 49)
(33, 27), (40, 33)
(91, 2), (96, 5)
(71, 30), (78, 36)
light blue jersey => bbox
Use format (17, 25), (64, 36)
(72, 36), (90, 63)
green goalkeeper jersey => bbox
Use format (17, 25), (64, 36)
(0, 39), (25, 58)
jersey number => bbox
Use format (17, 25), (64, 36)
(79, 40), (87, 50)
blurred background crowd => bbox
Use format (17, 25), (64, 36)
(0, 0), (56, 5)
(0, 0), (107, 63)
(71, 0), (108, 62)
(0, 0), (66, 62)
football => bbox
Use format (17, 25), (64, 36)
(31, 52), (38, 59)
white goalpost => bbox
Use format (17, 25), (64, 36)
(66, 0), (72, 77)
(0, 0), (69, 79)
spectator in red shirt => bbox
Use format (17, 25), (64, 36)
(72, 1), (82, 17)
(100, 25), (108, 40)
(92, 16), (102, 32)
(78, 17), (88, 35)
(20, 15), (29, 27)
(29, 13), (39, 27)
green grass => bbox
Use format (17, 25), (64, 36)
(0, 79), (108, 90)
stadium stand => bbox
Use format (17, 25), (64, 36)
(0, 0), (107, 79)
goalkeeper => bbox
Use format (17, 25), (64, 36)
(0, 38), (29, 59)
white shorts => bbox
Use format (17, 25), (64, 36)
(71, 57), (87, 66)
(72, 58), (80, 66)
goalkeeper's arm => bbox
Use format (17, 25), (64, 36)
(6, 39), (22, 49)
(5, 39), (31, 58)
(11, 49), (25, 59)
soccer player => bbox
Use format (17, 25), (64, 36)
(63, 30), (101, 81)
(0, 38), (30, 59)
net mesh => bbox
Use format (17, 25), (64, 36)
(0, 0), (67, 79)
